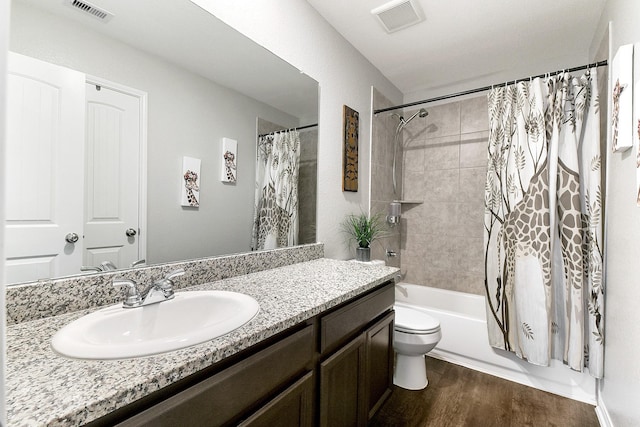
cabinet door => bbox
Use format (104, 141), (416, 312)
(365, 311), (394, 420)
(239, 372), (314, 427)
(319, 334), (366, 427)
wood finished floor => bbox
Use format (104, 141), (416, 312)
(370, 357), (599, 427)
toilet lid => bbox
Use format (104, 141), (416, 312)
(394, 305), (440, 334)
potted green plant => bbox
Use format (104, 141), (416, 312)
(341, 212), (386, 262)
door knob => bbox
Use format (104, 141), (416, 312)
(65, 233), (79, 244)
(125, 228), (137, 237)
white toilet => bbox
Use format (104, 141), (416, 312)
(393, 303), (442, 390)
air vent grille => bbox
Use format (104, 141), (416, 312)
(67, 0), (113, 22)
(371, 0), (423, 33)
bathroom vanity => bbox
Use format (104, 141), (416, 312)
(5, 255), (397, 426)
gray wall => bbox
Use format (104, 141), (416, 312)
(9, 2), (301, 264)
(200, 0), (404, 260)
(399, 96), (488, 294)
(591, 0), (640, 425)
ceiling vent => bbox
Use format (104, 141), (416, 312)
(66, 0), (114, 22)
(371, 0), (424, 33)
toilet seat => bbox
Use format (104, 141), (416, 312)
(394, 305), (440, 334)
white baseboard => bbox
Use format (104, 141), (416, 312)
(595, 381), (613, 427)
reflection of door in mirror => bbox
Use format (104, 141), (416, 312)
(83, 82), (144, 271)
(5, 53), (146, 283)
(5, 53), (85, 283)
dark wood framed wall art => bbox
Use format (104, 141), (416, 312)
(342, 105), (359, 192)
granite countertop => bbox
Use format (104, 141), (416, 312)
(6, 258), (398, 426)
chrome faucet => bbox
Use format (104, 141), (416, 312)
(112, 269), (185, 308)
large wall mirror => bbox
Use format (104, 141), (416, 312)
(5, 0), (319, 286)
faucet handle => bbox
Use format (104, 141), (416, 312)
(130, 259), (146, 268)
(113, 278), (142, 308)
(150, 269), (184, 300)
(165, 269), (185, 281)
(101, 260), (118, 271)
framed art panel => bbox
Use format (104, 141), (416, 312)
(181, 156), (201, 207)
(343, 105), (359, 192)
(611, 43), (633, 152)
(221, 137), (238, 183)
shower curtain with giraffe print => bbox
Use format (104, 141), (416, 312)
(252, 130), (301, 251)
(483, 69), (604, 378)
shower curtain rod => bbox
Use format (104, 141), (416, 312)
(258, 123), (318, 138)
(374, 60), (608, 115)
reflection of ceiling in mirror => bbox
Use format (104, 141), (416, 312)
(15, 0), (318, 122)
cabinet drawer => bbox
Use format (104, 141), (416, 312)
(117, 325), (314, 427)
(238, 371), (314, 427)
(320, 282), (394, 355)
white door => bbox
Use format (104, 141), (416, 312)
(5, 52), (85, 283)
(83, 83), (141, 269)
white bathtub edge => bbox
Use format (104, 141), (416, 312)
(396, 284), (597, 406)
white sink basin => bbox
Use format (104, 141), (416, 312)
(51, 291), (260, 360)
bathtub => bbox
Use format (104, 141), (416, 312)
(394, 283), (596, 404)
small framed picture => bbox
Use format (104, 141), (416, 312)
(181, 156), (201, 207)
(221, 137), (238, 183)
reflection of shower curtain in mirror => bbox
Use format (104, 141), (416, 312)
(252, 130), (301, 250)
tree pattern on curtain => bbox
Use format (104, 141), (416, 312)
(484, 69), (604, 378)
(252, 130), (301, 251)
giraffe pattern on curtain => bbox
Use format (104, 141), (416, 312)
(252, 130), (301, 251)
(484, 69), (604, 378)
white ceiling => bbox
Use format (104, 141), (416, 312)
(13, 0), (319, 121)
(306, 0), (607, 101)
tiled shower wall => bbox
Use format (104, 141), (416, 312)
(298, 129), (318, 244)
(399, 96), (488, 295)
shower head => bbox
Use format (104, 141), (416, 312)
(406, 108), (428, 123)
(391, 107), (428, 195)
(394, 108), (428, 128)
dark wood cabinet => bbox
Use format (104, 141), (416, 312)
(319, 310), (394, 427)
(114, 326), (314, 427)
(319, 334), (367, 427)
(95, 281), (394, 427)
(365, 312), (394, 420)
(239, 372), (314, 427)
